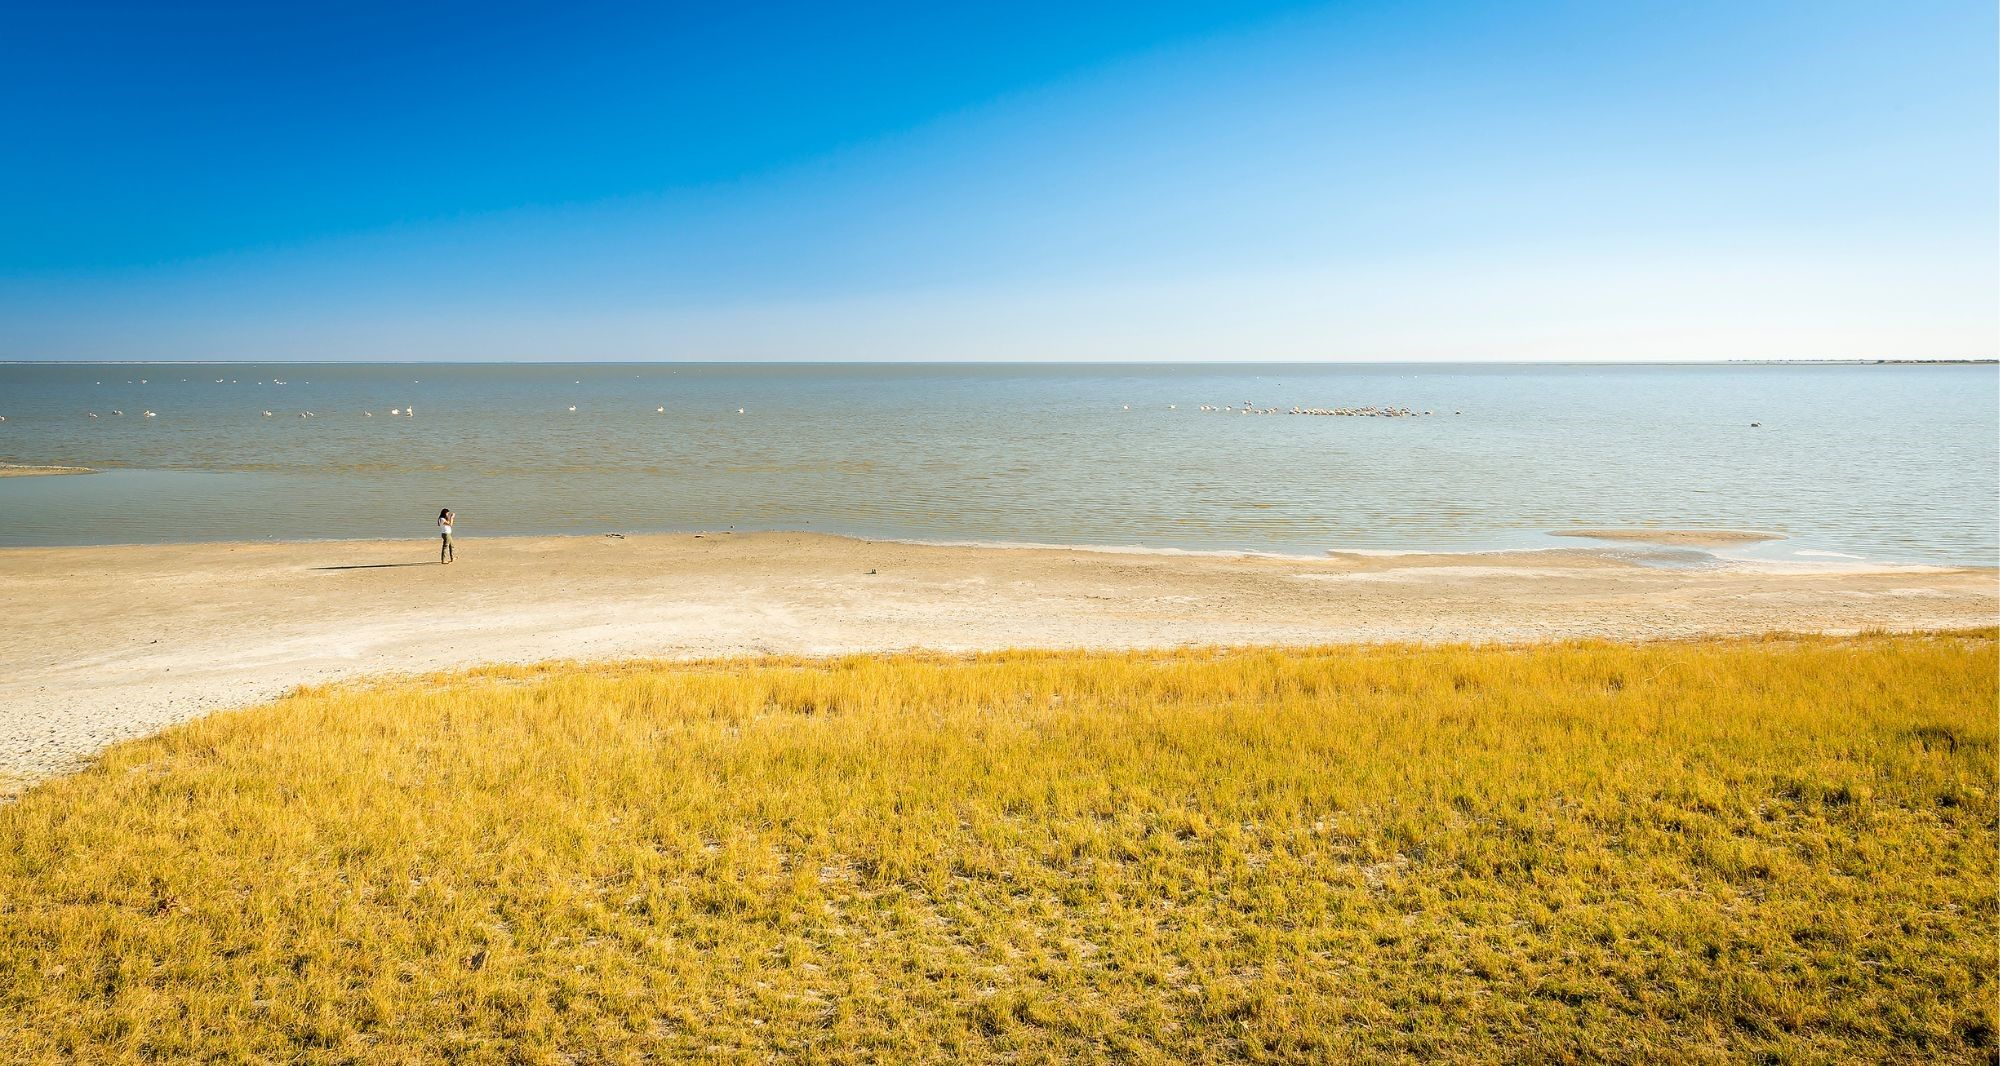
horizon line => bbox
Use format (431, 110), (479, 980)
(4, 357), (1995, 367)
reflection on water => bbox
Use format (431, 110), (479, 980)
(0, 362), (1994, 565)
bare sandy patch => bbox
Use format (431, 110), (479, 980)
(1296, 565), (1588, 582)
(0, 531), (1993, 792)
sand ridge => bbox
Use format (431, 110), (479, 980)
(1, 530), (1995, 791)
(0, 464), (95, 477)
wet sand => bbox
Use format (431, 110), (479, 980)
(1, 531), (1994, 791)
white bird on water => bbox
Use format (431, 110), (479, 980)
(390, 408), (401, 415)
(737, 407), (745, 414)
(143, 410), (157, 418)
(568, 405), (577, 412)
(656, 406), (665, 413)
(263, 411), (272, 417)
(88, 412), (98, 418)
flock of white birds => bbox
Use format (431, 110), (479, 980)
(2, 403), (1468, 422)
(0, 377), (1463, 424)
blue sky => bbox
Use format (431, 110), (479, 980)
(2, 0), (1993, 361)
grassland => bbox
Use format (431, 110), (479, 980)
(1, 632), (1994, 1063)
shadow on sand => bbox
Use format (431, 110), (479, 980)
(310, 563), (437, 571)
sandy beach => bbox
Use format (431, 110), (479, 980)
(0, 530), (1992, 791)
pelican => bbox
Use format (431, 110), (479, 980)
(568, 405), (577, 412)
(737, 407), (745, 414)
(263, 411), (272, 417)
(1168, 404), (1176, 409)
(364, 411), (373, 417)
(112, 410), (123, 416)
(656, 406), (665, 413)
(404, 407), (414, 417)
(390, 408), (401, 415)
(88, 412), (98, 418)
(143, 410), (156, 418)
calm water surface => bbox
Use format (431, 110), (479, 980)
(1, 363), (1993, 565)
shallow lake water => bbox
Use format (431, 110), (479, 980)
(1, 362), (1993, 565)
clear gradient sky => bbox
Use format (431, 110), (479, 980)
(3, 1), (1994, 361)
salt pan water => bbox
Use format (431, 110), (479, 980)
(0, 362), (1993, 565)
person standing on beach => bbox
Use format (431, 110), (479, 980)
(438, 508), (456, 564)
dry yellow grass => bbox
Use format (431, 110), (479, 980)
(1, 632), (1994, 1063)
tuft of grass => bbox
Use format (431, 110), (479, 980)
(1, 632), (1994, 1063)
